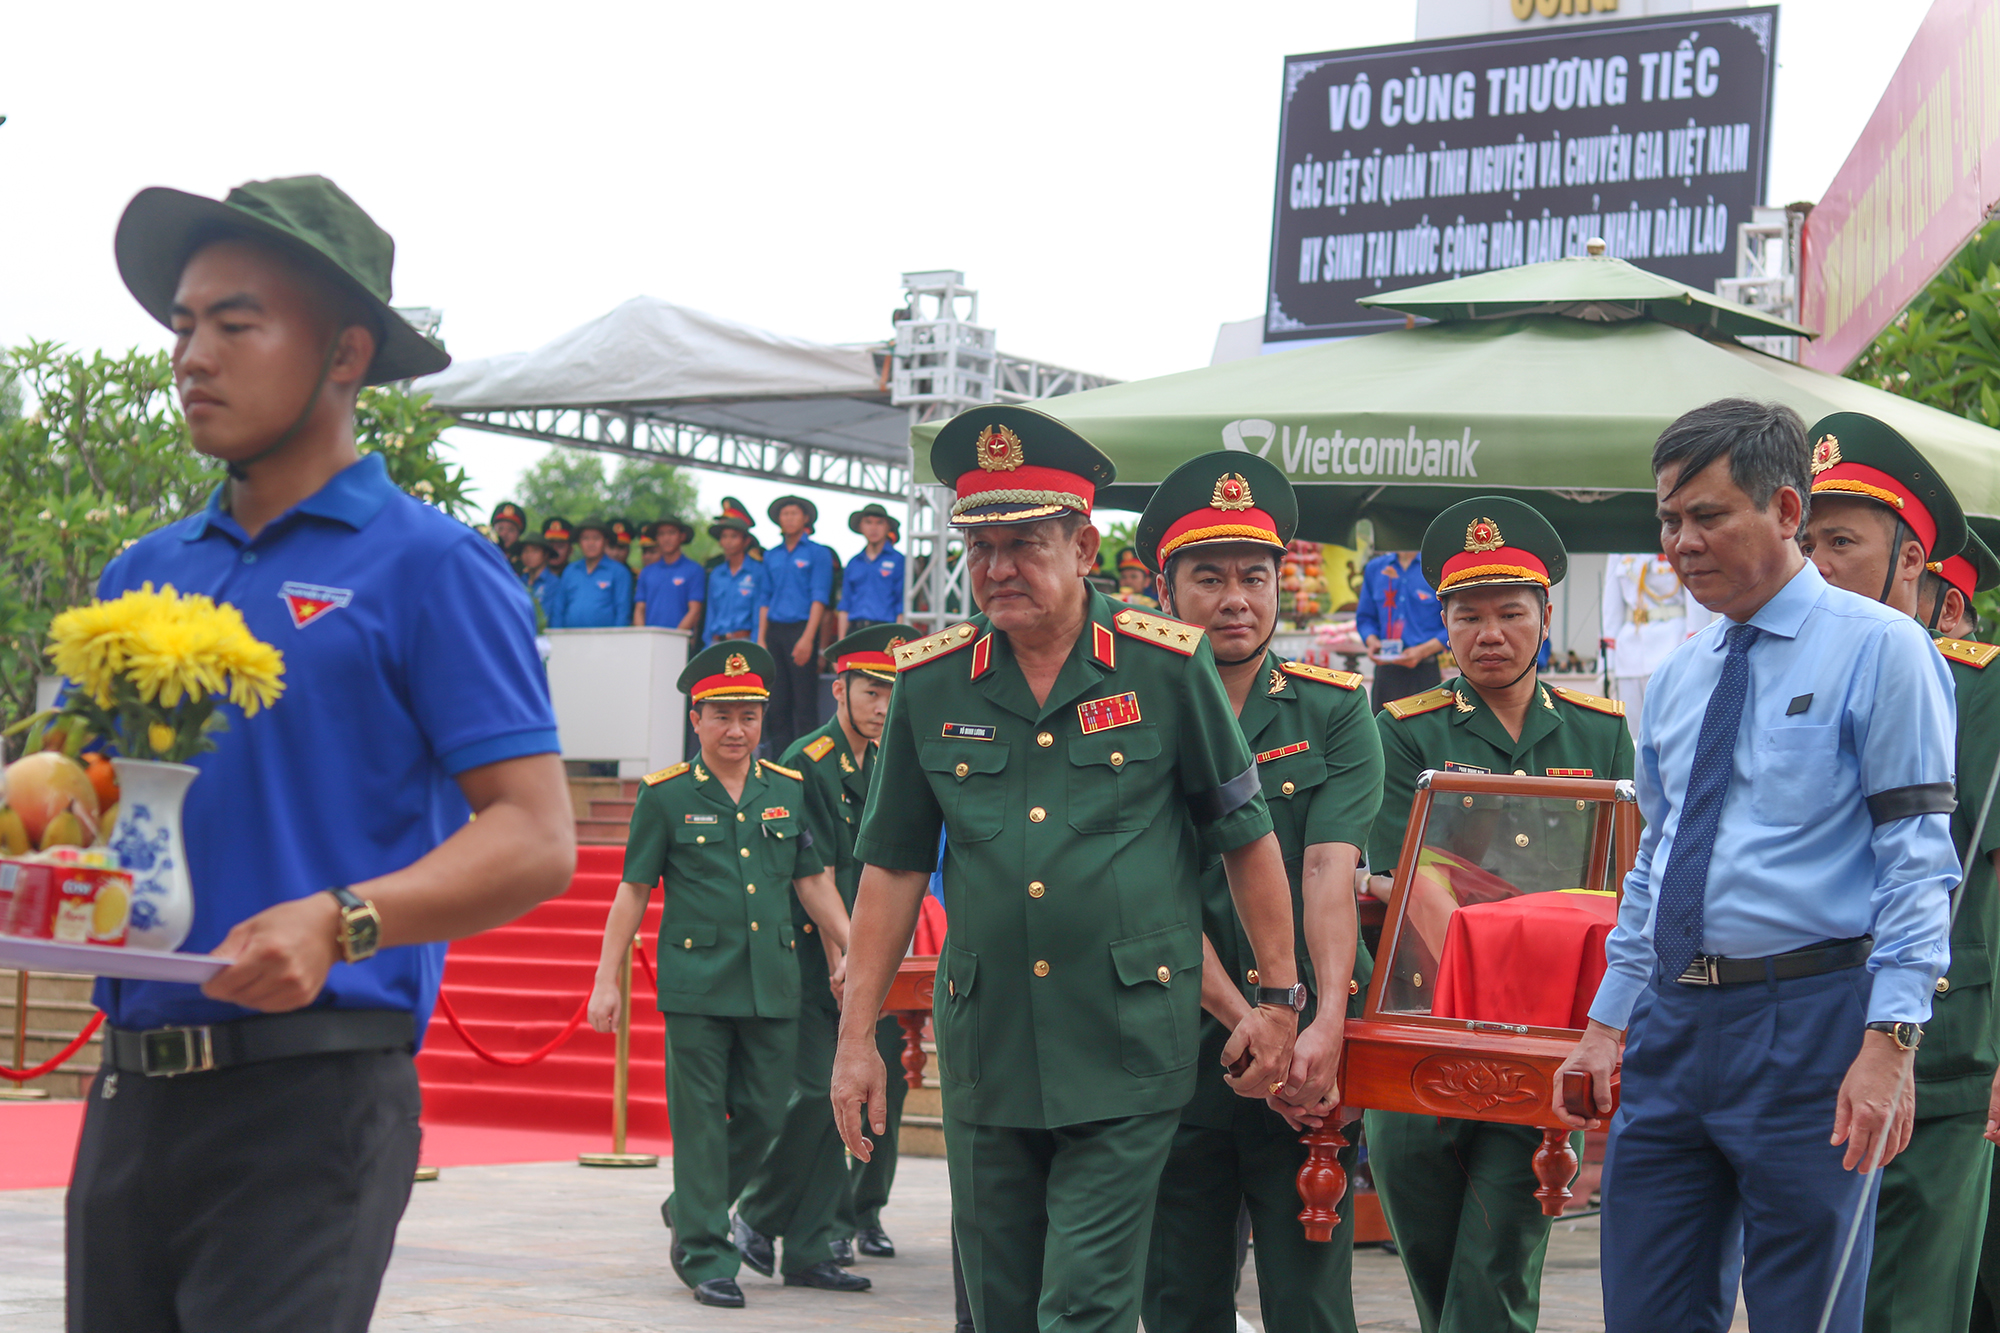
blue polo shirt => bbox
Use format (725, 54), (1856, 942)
(90, 454), (558, 1036)
(636, 553), (705, 628)
(766, 535), (835, 624)
(839, 544), (905, 622)
(705, 555), (769, 643)
(554, 556), (634, 628)
(1355, 552), (1445, 648)
(523, 566), (561, 626)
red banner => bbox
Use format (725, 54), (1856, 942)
(1800, 0), (2000, 371)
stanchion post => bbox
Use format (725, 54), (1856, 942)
(1, 971), (53, 1101)
(580, 937), (659, 1168)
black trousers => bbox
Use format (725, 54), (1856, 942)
(764, 620), (821, 756)
(1370, 658), (1442, 712)
(68, 1049), (422, 1333)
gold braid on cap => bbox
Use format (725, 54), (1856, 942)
(950, 488), (1089, 517)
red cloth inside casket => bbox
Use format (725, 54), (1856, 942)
(1431, 891), (1618, 1029)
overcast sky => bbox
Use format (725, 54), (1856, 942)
(0, 1), (1929, 544)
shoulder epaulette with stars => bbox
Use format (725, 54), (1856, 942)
(1112, 608), (1204, 656)
(1939, 637), (2000, 670)
(1550, 685), (1626, 717)
(758, 758), (805, 781)
(1383, 686), (1455, 720)
(642, 762), (690, 785)
(894, 623), (978, 671)
(803, 735), (837, 762)
(1280, 661), (1364, 690)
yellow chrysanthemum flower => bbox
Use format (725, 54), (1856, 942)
(48, 584), (286, 734)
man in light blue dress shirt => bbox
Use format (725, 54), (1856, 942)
(1555, 399), (1960, 1333)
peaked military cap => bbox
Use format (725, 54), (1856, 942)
(930, 403), (1116, 527)
(541, 516), (574, 543)
(1808, 411), (1967, 560)
(115, 175), (450, 385)
(679, 640), (776, 703)
(608, 518), (636, 545)
(1932, 531), (2000, 603)
(1421, 495), (1568, 594)
(709, 496), (756, 538)
(768, 495), (818, 529)
(1117, 546), (1147, 573)
(490, 501), (527, 529)
(1134, 449), (1297, 574)
(849, 502), (895, 535)
(824, 622), (920, 682)
(637, 524), (658, 549)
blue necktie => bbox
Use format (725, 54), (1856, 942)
(1654, 622), (1759, 980)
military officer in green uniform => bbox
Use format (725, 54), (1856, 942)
(1366, 496), (1634, 1333)
(588, 641), (853, 1310)
(1131, 452), (1385, 1333)
(733, 624), (919, 1290)
(830, 404), (1306, 1333)
(1789, 412), (2000, 1333)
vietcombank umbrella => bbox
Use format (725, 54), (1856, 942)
(912, 256), (2000, 551)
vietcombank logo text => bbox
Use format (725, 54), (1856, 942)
(1222, 420), (1483, 478)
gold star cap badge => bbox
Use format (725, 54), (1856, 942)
(1211, 472), (1255, 510)
(725, 652), (750, 677)
(1463, 517), (1505, 554)
(1811, 434), (1841, 475)
(975, 423), (1026, 472)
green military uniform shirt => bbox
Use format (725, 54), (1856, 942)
(854, 591), (1274, 1129)
(622, 756), (826, 1019)
(1183, 653), (1384, 1129)
(783, 718), (872, 1015)
(1917, 636), (2000, 1117)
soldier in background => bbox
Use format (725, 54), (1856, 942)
(541, 516), (574, 578)
(1115, 546), (1159, 608)
(1599, 551), (1710, 738)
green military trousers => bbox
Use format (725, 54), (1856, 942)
(1141, 1108), (1360, 1333)
(840, 1015), (911, 1237)
(1879, 1109), (1993, 1332)
(1365, 1110), (1576, 1333)
(662, 1013), (797, 1286)
(735, 1002), (848, 1275)
(947, 1109), (1179, 1333)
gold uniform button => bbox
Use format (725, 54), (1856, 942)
(737, 812), (745, 822)
(1281, 781), (1295, 795)
(683, 938), (694, 949)
(1936, 976), (1951, 995)
(803, 922), (813, 933)
(1037, 732), (1053, 747)
(696, 835), (706, 844)
(1513, 769), (1527, 777)
(1514, 833), (1530, 847)
(746, 884), (756, 894)
(1156, 965), (1171, 984)
(1247, 969), (1259, 985)
(751, 921), (760, 931)
(955, 762), (969, 778)
(1110, 752), (1125, 767)
(1413, 972), (1423, 987)
(948, 979), (956, 997)
(1029, 881), (1046, 898)
(1116, 610), (1134, 625)
(1463, 796), (1475, 807)
(957, 624), (975, 639)
(740, 846), (751, 858)
(1030, 806), (1047, 823)
(1034, 960), (1050, 978)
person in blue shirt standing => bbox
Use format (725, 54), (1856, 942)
(554, 519), (634, 629)
(705, 498), (769, 646)
(762, 495), (835, 756)
(635, 515), (704, 632)
(836, 503), (904, 637)
(1556, 399), (1960, 1333)
(1356, 548), (1446, 711)
(518, 532), (561, 628)
(71, 175), (574, 1333)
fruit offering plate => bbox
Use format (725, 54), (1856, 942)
(0, 935), (228, 983)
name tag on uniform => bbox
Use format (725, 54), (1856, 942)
(1442, 761), (1490, 774)
(684, 814), (718, 824)
(1256, 741), (1310, 763)
(762, 807), (790, 820)
(1545, 767), (1594, 777)
(942, 723), (996, 741)
(1078, 692), (1141, 734)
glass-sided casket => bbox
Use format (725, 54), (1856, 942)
(1298, 769), (1639, 1237)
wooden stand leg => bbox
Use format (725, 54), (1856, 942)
(1295, 1121), (1349, 1242)
(1531, 1127), (1576, 1217)
(897, 1012), (927, 1089)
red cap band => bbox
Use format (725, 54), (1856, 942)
(952, 463), (1095, 515)
(1813, 462), (1939, 555)
(1156, 507), (1284, 564)
(690, 672), (768, 701)
(1438, 545), (1551, 592)
(833, 652), (897, 675)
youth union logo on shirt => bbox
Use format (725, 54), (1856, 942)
(279, 581), (354, 629)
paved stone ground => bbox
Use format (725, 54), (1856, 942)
(2, 1156), (1746, 1331)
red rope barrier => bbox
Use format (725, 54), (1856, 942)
(434, 990), (589, 1067)
(635, 945), (657, 989)
(0, 1011), (105, 1082)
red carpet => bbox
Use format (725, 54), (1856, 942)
(1, 1101), (673, 1191)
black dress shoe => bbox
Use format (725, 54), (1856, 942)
(856, 1226), (896, 1259)
(693, 1278), (746, 1308)
(730, 1214), (776, 1278)
(828, 1236), (857, 1266)
(784, 1259), (872, 1292)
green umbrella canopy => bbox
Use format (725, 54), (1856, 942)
(1358, 252), (1813, 342)
(912, 315), (2000, 551)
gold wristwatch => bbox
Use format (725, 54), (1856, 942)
(328, 886), (382, 963)
(1865, 1021), (1922, 1051)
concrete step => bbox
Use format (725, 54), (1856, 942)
(589, 799), (636, 821)
(576, 819), (630, 845)
(567, 777), (624, 819)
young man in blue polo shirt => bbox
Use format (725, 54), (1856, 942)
(705, 499), (769, 646)
(836, 503), (904, 637)
(760, 495), (835, 755)
(555, 518), (634, 629)
(69, 176), (575, 1333)
(635, 515), (704, 632)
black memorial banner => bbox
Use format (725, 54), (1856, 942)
(1265, 6), (1777, 342)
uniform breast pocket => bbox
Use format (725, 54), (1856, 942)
(1109, 924), (1202, 1077)
(1259, 751), (1326, 808)
(1749, 723), (1841, 826)
(920, 740), (1009, 842)
(1066, 726), (1163, 834)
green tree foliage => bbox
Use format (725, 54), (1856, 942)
(358, 387), (473, 519)
(513, 449), (714, 560)
(1847, 218), (2000, 634)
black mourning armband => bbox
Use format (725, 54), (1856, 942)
(1187, 762), (1261, 824)
(1866, 782), (1957, 825)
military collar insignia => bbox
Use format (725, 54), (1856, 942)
(1463, 517), (1505, 554)
(1452, 684), (1477, 714)
(693, 763), (709, 781)
(1268, 667), (1288, 696)
(839, 752), (857, 773)
(1091, 621), (1117, 669)
(1811, 433), (1841, 475)
(1540, 684), (1555, 710)
(975, 423), (1026, 472)
(1211, 472), (1254, 510)
(970, 631), (996, 679)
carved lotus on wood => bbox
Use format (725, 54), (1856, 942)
(1413, 1056), (1542, 1112)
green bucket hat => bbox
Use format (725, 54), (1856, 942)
(769, 495), (818, 529)
(848, 503), (895, 535)
(114, 175), (450, 385)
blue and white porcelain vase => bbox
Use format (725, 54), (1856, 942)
(109, 758), (198, 952)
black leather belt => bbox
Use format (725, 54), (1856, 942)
(1674, 936), (1872, 987)
(106, 1009), (416, 1078)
